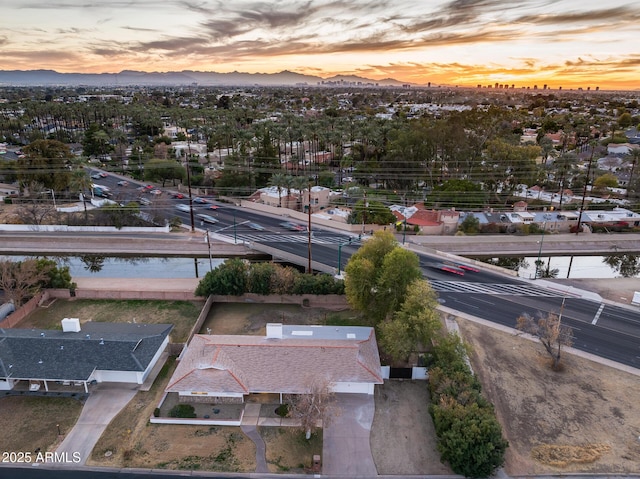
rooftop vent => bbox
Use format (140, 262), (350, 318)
(266, 323), (283, 339)
(61, 317), (81, 333)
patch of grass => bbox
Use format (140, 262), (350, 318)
(0, 396), (83, 452)
(20, 299), (203, 342)
(321, 310), (370, 327)
(260, 426), (322, 473)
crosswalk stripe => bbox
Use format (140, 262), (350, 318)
(430, 281), (562, 297)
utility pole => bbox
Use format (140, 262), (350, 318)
(186, 140), (195, 233)
(576, 142), (595, 235)
(307, 182), (312, 274)
(362, 190), (367, 235)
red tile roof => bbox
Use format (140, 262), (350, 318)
(167, 329), (383, 396)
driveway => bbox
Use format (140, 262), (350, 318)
(55, 383), (139, 465)
(322, 393), (377, 476)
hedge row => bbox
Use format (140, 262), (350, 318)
(428, 334), (508, 478)
(195, 258), (345, 297)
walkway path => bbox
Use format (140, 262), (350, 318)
(240, 403), (269, 473)
(54, 382), (138, 465)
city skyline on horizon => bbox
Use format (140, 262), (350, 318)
(2, 0), (640, 91)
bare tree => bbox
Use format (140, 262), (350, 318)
(516, 310), (573, 371)
(287, 377), (339, 440)
(0, 259), (51, 307)
(17, 181), (56, 225)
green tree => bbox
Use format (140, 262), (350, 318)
(344, 231), (421, 322)
(376, 248), (422, 318)
(458, 214), (480, 234)
(592, 173), (618, 191)
(36, 258), (74, 289)
(431, 400), (508, 478)
(195, 258), (248, 296)
(144, 158), (185, 187)
(349, 199), (396, 226)
(246, 262), (276, 294)
(618, 112), (633, 130)
(19, 139), (72, 191)
(378, 279), (442, 362)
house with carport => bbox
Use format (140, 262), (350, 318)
(0, 319), (172, 393)
(165, 323), (383, 406)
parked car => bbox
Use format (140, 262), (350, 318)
(196, 213), (219, 224)
(247, 222), (265, 231)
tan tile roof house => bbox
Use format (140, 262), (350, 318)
(166, 324), (383, 400)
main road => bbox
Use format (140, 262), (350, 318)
(3, 169), (640, 371)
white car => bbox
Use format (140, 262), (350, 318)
(196, 213), (219, 224)
(175, 204), (190, 213)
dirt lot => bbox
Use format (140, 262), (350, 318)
(370, 380), (452, 475)
(202, 302), (365, 335)
(0, 396), (83, 453)
(259, 427), (322, 473)
(457, 318), (640, 475)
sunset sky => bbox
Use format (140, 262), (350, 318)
(2, 0), (639, 90)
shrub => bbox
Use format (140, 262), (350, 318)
(275, 404), (290, 417)
(428, 333), (508, 477)
(153, 408), (160, 418)
(169, 404), (196, 418)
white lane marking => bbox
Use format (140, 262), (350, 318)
(592, 304), (605, 325)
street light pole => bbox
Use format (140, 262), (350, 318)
(233, 209), (237, 244)
(402, 216), (407, 245)
(205, 231), (213, 271)
(536, 222), (546, 278)
(307, 182), (312, 274)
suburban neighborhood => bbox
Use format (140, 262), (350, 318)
(0, 72), (640, 479)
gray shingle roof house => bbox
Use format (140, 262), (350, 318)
(166, 323), (383, 402)
(0, 320), (172, 392)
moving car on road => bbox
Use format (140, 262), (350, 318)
(247, 222), (265, 231)
(196, 213), (219, 224)
(279, 221), (306, 232)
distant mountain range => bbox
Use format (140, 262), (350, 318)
(0, 69), (417, 88)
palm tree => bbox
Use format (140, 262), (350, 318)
(291, 175), (310, 212)
(268, 173), (288, 207)
(69, 167), (92, 221)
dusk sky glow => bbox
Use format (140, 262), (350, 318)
(2, 0), (639, 90)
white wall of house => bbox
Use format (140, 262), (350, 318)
(93, 370), (140, 384)
(0, 378), (16, 390)
(177, 391), (245, 399)
(140, 336), (170, 384)
(332, 381), (375, 395)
